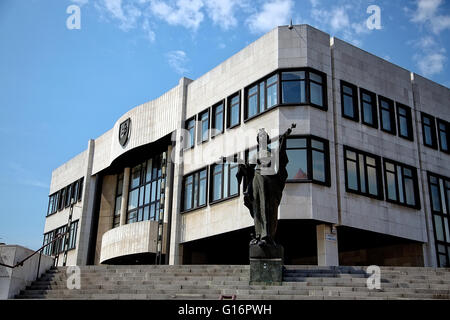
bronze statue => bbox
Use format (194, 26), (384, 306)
(237, 124), (296, 247)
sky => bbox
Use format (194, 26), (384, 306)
(0, 0), (449, 250)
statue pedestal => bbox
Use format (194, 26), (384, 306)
(249, 244), (284, 285)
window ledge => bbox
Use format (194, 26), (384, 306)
(209, 193), (240, 207)
(180, 204), (207, 214)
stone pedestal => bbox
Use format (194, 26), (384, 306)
(249, 244), (284, 285)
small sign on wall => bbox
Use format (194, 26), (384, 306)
(325, 234), (337, 242)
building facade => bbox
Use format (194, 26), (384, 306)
(42, 25), (450, 268)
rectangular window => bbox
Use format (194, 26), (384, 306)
(383, 159), (420, 208)
(198, 109), (210, 143)
(437, 118), (449, 153)
(126, 155), (165, 224)
(344, 146), (383, 199)
(427, 172), (450, 267)
(285, 136), (330, 186)
(184, 117), (195, 149)
(227, 92), (241, 128)
(396, 103), (413, 141)
(182, 168), (208, 212)
(360, 88), (378, 128)
(211, 101), (224, 137)
(421, 112), (438, 149)
(210, 156), (239, 203)
(340, 81), (359, 121)
(378, 96), (396, 134)
(245, 73), (279, 120)
(113, 173), (124, 228)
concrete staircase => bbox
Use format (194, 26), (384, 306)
(15, 265), (450, 300)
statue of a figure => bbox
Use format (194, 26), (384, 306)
(237, 123), (296, 247)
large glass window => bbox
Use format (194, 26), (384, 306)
(210, 157), (239, 203)
(344, 147), (383, 199)
(126, 155), (165, 224)
(379, 96), (396, 134)
(437, 119), (449, 153)
(245, 74), (278, 119)
(341, 81), (358, 121)
(42, 220), (78, 256)
(227, 92), (240, 128)
(182, 168), (207, 212)
(280, 70), (326, 109)
(421, 112), (437, 149)
(396, 103), (413, 141)
(198, 109), (210, 143)
(284, 136), (330, 185)
(47, 178), (83, 216)
(184, 117), (195, 149)
(360, 88), (378, 128)
(113, 173), (124, 228)
(383, 159), (420, 208)
(211, 101), (224, 136)
(428, 173), (450, 267)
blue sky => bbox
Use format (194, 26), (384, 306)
(0, 0), (449, 250)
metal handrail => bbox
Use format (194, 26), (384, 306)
(0, 230), (69, 269)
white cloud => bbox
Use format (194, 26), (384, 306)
(166, 50), (189, 74)
(330, 7), (349, 30)
(142, 19), (156, 42)
(99, 0), (142, 31)
(410, 0), (450, 34)
(71, 0), (89, 5)
(309, 0), (319, 8)
(204, 0), (238, 30)
(246, 0), (293, 34)
(415, 51), (446, 76)
(150, 0), (204, 30)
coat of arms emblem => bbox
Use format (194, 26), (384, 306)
(119, 118), (131, 147)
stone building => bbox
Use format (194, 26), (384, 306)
(42, 25), (450, 268)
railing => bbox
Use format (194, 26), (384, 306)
(0, 230), (69, 281)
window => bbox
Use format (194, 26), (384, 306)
(396, 103), (413, 141)
(341, 81), (358, 121)
(210, 157), (239, 203)
(284, 136), (330, 186)
(421, 112), (437, 149)
(427, 173), (450, 267)
(383, 159), (420, 208)
(42, 220), (78, 256)
(245, 74), (278, 119)
(227, 92), (240, 128)
(437, 119), (449, 153)
(360, 88), (378, 128)
(280, 69), (327, 109)
(344, 146), (383, 199)
(182, 168), (207, 212)
(126, 155), (165, 224)
(198, 109), (210, 143)
(113, 173), (124, 228)
(46, 178), (83, 216)
(47, 193), (58, 216)
(184, 117), (196, 149)
(211, 101), (224, 137)
(378, 96), (396, 134)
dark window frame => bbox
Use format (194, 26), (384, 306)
(198, 109), (210, 144)
(184, 116), (196, 150)
(340, 80), (359, 121)
(378, 95), (396, 135)
(243, 67), (328, 122)
(211, 100), (225, 137)
(42, 219), (79, 256)
(383, 158), (421, 210)
(226, 91), (241, 129)
(421, 112), (438, 149)
(112, 172), (124, 228)
(396, 102), (414, 141)
(360, 88), (378, 129)
(181, 167), (208, 213)
(209, 155), (240, 205)
(427, 171), (450, 267)
(437, 118), (450, 154)
(283, 135), (331, 187)
(343, 146), (384, 200)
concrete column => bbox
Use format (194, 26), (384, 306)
(120, 167), (131, 226)
(316, 224), (339, 266)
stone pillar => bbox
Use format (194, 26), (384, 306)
(120, 167), (131, 226)
(316, 224), (339, 266)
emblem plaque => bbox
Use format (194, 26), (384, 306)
(118, 118), (131, 147)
